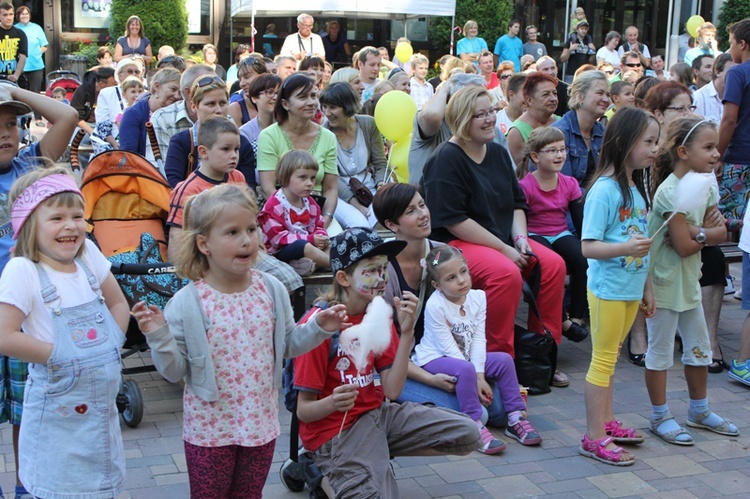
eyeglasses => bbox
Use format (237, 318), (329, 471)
(500, 74), (513, 80)
(604, 70), (615, 76)
(196, 76), (225, 88)
(624, 62), (642, 68)
(665, 105), (697, 113)
(261, 88), (279, 98)
(299, 23), (313, 28)
(122, 67), (140, 76)
(539, 147), (569, 156)
(472, 109), (497, 120)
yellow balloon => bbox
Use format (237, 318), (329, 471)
(389, 135), (412, 183)
(394, 42), (414, 63)
(374, 91), (417, 142)
(686, 15), (705, 38)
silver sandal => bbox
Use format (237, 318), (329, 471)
(649, 413), (694, 446)
(686, 410), (740, 436)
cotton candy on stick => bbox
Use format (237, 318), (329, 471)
(651, 171), (715, 238)
(336, 296), (393, 436)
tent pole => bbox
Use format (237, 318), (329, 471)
(229, 0), (233, 52)
(450, 15), (455, 55)
(251, 10), (256, 52)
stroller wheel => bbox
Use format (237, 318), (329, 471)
(120, 379), (144, 428)
(280, 458), (305, 492)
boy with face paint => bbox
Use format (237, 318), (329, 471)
(293, 227), (482, 498)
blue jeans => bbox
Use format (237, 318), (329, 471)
(396, 378), (508, 427)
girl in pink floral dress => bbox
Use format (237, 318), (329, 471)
(132, 183), (348, 498)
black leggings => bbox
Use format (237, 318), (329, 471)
(530, 234), (588, 320)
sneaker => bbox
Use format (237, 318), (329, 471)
(476, 420), (505, 454)
(735, 288), (743, 301)
(290, 258), (316, 277)
(728, 360), (750, 387)
(505, 417), (542, 445)
(725, 275), (737, 295)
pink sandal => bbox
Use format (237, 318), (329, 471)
(579, 434), (635, 466)
(605, 419), (644, 444)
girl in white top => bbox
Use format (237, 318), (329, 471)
(412, 246), (542, 454)
(0, 167), (130, 498)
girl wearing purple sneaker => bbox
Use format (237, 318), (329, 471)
(413, 246), (542, 454)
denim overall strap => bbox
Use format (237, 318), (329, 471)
(35, 258), (101, 314)
(20, 259), (126, 499)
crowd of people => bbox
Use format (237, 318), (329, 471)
(0, 5), (748, 498)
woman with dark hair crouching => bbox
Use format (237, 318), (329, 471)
(373, 183), (508, 425)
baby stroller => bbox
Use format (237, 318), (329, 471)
(76, 144), (184, 427)
(45, 69), (81, 102)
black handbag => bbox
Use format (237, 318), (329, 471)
(514, 253), (557, 395)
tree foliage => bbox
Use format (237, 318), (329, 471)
(109, 0), (188, 55)
(717, 0), (750, 50)
(428, 0), (514, 56)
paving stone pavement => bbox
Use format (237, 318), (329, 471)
(1, 265), (748, 498)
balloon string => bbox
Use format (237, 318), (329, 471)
(384, 144), (396, 184)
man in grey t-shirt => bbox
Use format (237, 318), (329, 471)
(523, 25), (548, 61)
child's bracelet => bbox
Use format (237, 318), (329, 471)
(323, 212), (333, 219)
(513, 235), (527, 244)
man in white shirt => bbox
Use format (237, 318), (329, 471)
(358, 46), (381, 103)
(693, 53), (736, 124)
(279, 13), (325, 61)
(618, 26), (651, 67)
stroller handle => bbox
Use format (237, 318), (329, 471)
(69, 129), (86, 171)
(110, 262), (176, 275)
(145, 122), (162, 162)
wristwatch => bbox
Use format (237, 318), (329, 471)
(695, 227), (707, 244)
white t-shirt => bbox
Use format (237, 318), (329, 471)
(412, 289), (487, 373)
(361, 79), (379, 104)
(280, 32), (325, 59)
(596, 46), (621, 69)
(0, 239), (112, 342)
(692, 82), (723, 124)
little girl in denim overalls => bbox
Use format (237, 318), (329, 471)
(0, 167), (131, 498)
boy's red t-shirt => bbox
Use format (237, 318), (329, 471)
(293, 308), (399, 452)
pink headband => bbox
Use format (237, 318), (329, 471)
(10, 174), (83, 240)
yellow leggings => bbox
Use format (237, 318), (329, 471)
(586, 290), (640, 387)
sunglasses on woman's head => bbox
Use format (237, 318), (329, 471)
(196, 76), (225, 88)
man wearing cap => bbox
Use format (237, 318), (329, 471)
(0, 81), (78, 499)
(560, 20), (596, 83)
(280, 13), (325, 61)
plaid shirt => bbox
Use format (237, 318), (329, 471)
(410, 78), (434, 111)
(150, 100), (193, 160)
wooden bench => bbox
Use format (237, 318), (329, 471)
(292, 272), (334, 320)
(720, 242), (743, 265)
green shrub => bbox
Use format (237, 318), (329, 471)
(428, 0), (514, 57)
(109, 0), (188, 59)
(717, 0), (750, 50)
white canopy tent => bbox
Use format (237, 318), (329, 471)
(230, 0), (456, 19)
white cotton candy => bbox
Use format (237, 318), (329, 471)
(339, 296), (393, 373)
(674, 171), (713, 214)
